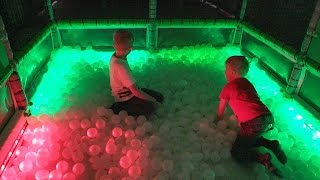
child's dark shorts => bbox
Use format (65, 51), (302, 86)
(239, 114), (274, 137)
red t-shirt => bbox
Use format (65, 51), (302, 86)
(219, 77), (270, 123)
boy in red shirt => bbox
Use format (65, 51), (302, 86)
(217, 56), (287, 177)
(109, 30), (163, 116)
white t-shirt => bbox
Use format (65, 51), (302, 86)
(109, 54), (136, 102)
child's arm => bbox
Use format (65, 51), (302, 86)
(216, 98), (228, 121)
(116, 64), (158, 104)
(128, 84), (158, 103)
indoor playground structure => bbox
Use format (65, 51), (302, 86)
(0, 0), (320, 179)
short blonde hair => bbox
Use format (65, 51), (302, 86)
(226, 56), (249, 76)
(113, 30), (133, 45)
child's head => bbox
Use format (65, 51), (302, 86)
(225, 56), (249, 82)
(113, 30), (134, 57)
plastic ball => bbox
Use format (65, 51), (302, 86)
(81, 118), (91, 129)
(128, 165), (141, 178)
(124, 130), (135, 139)
(126, 149), (139, 161)
(112, 127), (123, 138)
(119, 156), (132, 169)
(35, 170), (49, 180)
(105, 143), (117, 154)
(72, 163), (85, 175)
(56, 160), (69, 173)
(87, 128), (98, 138)
(19, 160), (33, 172)
(95, 119), (106, 129)
(62, 172), (76, 180)
(130, 139), (141, 150)
(49, 170), (62, 179)
(89, 145), (101, 156)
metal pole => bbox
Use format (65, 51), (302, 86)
(232, 0), (247, 45)
(47, 0), (54, 21)
(239, 0), (248, 20)
(47, 0), (61, 48)
(286, 0), (320, 95)
(147, 0), (158, 50)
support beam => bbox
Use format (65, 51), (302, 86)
(47, 0), (55, 21)
(286, 0), (320, 95)
(232, 0), (247, 45)
(239, 0), (248, 20)
(147, 0), (158, 50)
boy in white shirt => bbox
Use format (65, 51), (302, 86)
(109, 30), (163, 116)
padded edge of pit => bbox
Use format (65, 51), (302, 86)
(0, 110), (26, 168)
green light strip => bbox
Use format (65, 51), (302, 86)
(55, 19), (238, 29)
(56, 19), (148, 29)
(157, 19), (238, 28)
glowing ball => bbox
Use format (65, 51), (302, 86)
(138, 147), (149, 157)
(96, 106), (108, 116)
(62, 148), (73, 159)
(122, 177), (134, 180)
(135, 126), (146, 137)
(87, 128), (98, 138)
(105, 143), (117, 154)
(142, 122), (152, 132)
(62, 172), (76, 180)
(15, 146), (28, 157)
(121, 146), (130, 154)
(151, 158), (162, 171)
(80, 118), (91, 129)
(25, 152), (37, 162)
(35, 170), (49, 180)
(130, 139), (141, 150)
(119, 156), (132, 169)
(128, 165), (141, 178)
(108, 167), (121, 178)
(56, 160), (69, 173)
(37, 148), (50, 158)
(49, 170), (62, 179)
(72, 163), (85, 175)
(112, 127), (123, 138)
(19, 160), (33, 172)
(69, 120), (80, 130)
(136, 115), (147, 125)
(126, 149), (139, 161)
(111, 115), (121, 124)
(95, 119), (106, 129)
(119, 110), (128, 119)
(124, 130), (135, 139)
(23, 130), (33, 142)
(72, 151), (84, 162)
(125, 116), (135, 126)
(89, 145), (101, 156)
